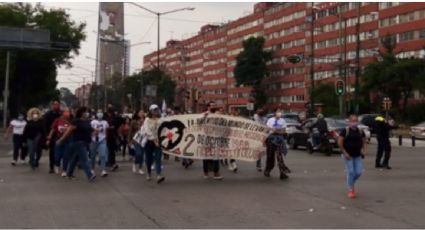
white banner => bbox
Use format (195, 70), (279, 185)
(158, 114), (271, 162)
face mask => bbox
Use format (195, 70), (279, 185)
(350, 122), (358, 128)
(276, 112), (282, 118)
(63, 112), (71, 118)
(96, 113), (104, 120)
(32, 114), (39, 120)
(83, 112), (90, 119)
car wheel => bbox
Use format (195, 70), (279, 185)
(289, 138), (297, 150)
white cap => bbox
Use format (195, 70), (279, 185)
(149, 104), (159, 111)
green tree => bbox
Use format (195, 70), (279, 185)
(0, 3), (86, 116)
(233, 36), (272, 109)
(362, 35), (425, 118)
(312, 83), (339, 116)
(58, 87), (77, 107)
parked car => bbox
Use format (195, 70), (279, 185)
(410, 122), (425, 140)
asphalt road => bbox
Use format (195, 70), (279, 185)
(1, 138), (425, 229)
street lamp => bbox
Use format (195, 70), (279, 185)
(128, 2), (195, 69)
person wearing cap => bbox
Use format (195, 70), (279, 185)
(42, 101), (62, 174)
(375, 115), (396, 169)
(140, 104), (165, 183)
(265, 109), (290, 180)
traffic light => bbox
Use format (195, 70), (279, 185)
(335, 80), (345, 96)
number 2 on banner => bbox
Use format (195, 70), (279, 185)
(182, 134), (195, 156)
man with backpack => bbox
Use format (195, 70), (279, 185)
(338, 114), (367, 199)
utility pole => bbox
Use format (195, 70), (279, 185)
(2, 51), (10, 129)
(354, 4), (361, 114)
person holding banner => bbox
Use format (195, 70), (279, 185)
(202, 101), (223, 180)
(254, 108), (268, 172)
(264, 110), (289, 180)
(141, 104), (165, 183)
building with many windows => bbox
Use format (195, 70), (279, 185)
(143, 2), (425, 113)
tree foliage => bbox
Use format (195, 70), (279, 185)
(362, 36), (425, 118)
(0, 3), (86, 116)
(59, 87), (77, 107)
(312, 83), (339, 116)
(233, 36), (272, 108)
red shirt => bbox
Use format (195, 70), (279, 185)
(51, 118), (71, 138)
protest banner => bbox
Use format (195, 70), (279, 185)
(158, 114), (271, 162)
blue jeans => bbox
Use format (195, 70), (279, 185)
(342, 155), (363, 190)
(54, 138), (72, 171)
(134, 143), (145, 167)
(67, 141), (94, 179)
(27, 135), (42, 168)
(90, 139), (108, 171)
(145, 141), (162, 175)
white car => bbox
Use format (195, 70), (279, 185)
(358, 124), (371, 141)
(411, 122), (425, 140)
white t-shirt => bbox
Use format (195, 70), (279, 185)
(91, 119), (109, 142)
(10, 119), (27, 135)
(266, 117), (287, 129)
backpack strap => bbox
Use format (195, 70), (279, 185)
(344, 126), (350, 138)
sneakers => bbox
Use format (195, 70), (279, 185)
(61, 172), (67, 177)
(132, 164), (137, 173)
(157, 175), (165, 184)
(138, 169), (145, 175)
(280, 173), (289, 180)
(91, 169), (95, 175)
(348, 190), (356, 199)
(89, 175), (96, 182)
(54, 166), (60, 174)
(203, 173), (209, 179)
(213, 173), (223, 180)
(231, 162), (238, 173)
(11, 160), (17, 166)
(112, 164), (119, 172)
(101, 170), (108, 177)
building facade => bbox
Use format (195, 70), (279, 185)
(143, 2), (425, 113)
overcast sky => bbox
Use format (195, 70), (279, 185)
(41, 2), (255, 92)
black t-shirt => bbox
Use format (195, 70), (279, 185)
(71, 118), (93, 143)
(340, 127), (365, 157)
(23, 120), (44, 140)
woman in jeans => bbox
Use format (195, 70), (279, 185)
(130, 110), (146, 175)
(141, 104), (164, 183)
(338, 114), (367, 199)
(57, 107), (96, 182)
(46, 108), (72, 176)
(23, 108), (44, 170)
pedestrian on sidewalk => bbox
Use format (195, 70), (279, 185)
(57, 107), (96, 182)
(46, 108), (72, 176)
(130, 110), (146, 175)
(23, 108), (44, 170)
(375, 115), (396, 169)
(202, 101), (222, 180)
(42, 101), (62, 174)
(254, 108), (267, 172)
(105, 106), (120, 171)
(338, 114), (367, 199)
(264, 110), (290, 180)
(5, 113), (27, 165)
(141, 104), (165, 183)
(89, 110), (109, 177)
(119, 117), (131, 161)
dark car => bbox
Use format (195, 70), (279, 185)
(287, 118), (348, 154)
(359, 114), (379, 135)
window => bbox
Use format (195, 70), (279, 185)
(399, 31), (414, 42)
(420, 29), (425, 38)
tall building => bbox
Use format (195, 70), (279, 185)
(143, 2), (425, 113)
(96, 2), (126, 85)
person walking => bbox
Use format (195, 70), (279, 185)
(5, 113), (27, 165)
(23, 108), (44, 170)
(264, 110), (290, 180)
(57, 107), (96, 182)
(119, 117), (131, 161)
(202, 101), (222, 180)
(253, 108), (267, 172)
(105, 108), (120, 171)
(46, 108), (72, 176)
(140, 104), (165, 183)
(42, 101), (62, 173)
(89, 110), (109, 177)
(375, 115), (395, 169)
(130, 110), (146, 175)
(338, 114), (367, 199)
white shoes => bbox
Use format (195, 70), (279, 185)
(54, 166), (60, 174)
(61, 172), (67, 177)
(101, 170), (108, 177)
(132, 164), (137, 173)
(138, 169), (145, 175)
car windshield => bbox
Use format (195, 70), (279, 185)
(326, 119), (348, 128)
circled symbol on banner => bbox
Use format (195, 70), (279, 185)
(158, 120), (186, 150)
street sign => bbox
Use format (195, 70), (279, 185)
(382, 97), (392, 111)
(247, 102), (254, 111)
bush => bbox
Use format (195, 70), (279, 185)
(405, 103), (425, 124)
